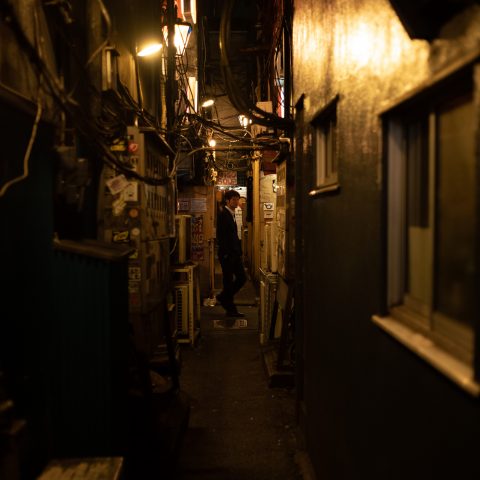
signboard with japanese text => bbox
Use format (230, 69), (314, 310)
(178, 198), (190, 211)
(191, 197), (207, 212)
(217, 170), (237, 186)
(191, 215), (205, 261)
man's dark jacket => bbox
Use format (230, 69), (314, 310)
(217, 206), (241, 258)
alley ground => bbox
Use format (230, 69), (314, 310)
(174, 278), (302, 480)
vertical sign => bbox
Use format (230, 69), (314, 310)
(191, 215), (204, 261)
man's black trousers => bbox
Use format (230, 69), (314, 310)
(219, 253), (246, 309)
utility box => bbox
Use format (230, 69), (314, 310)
(97, 126), (175, 355)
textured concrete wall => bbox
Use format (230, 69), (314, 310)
(293, 1), (480, 479)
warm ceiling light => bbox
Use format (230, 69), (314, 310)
(201, 98), (215, 108)
(208, 138), (216, 147)
(238, 114), (251, 128)
(162, 21), (192, 56)
(137, 43), (163, 57)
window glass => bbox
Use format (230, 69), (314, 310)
(314, 119), (337, 188)
(396, 96), (476, 329)
(405, 116), (432, 314)
(311, 98), (339, 193)
(381, 71), (477, 380)
(435, 98), (476, 326)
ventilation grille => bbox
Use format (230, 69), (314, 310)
(174, 284), (189, 334)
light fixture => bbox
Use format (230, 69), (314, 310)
(162, 21), (192, 56)
(137, 43), (163, 57)
(201, 98), (215, 108)
(238, 114), (252, 128)
(208, 138), (216, 147)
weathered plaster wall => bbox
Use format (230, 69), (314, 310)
(293, 1), (480, 478)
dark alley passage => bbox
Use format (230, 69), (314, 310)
(3, 1), (480, 479)
(175, 284), (301, 480)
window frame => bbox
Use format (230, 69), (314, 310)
(373, 58), (480, 395)
(309, 94), (340, 197)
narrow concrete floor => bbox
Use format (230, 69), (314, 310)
(174, 280), (301, 480)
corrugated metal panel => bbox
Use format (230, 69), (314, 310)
(51, 240), (131, 457)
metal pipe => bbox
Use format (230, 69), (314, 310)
(166, 0), (176, 137)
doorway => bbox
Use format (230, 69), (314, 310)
(212, 185), (248, 295)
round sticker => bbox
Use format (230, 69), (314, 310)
(129, 208), (139, 218)
(131, 227), (140, 237)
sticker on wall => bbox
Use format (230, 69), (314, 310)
(131, 227), (140, 237)
(123, 182), (138, 202)
(128, 142), (139, 153)
(128, 155), (139, 171)
(128, 208), (139, 218)
(128, 266), (141, 281)
(178, 199), (190, 211)
(112, 230), (130, 243)
(110, 137), (127, 151)
(112, 196), (126, 216)
(106, 174), (129, 195)
(128, 281), (140, 293)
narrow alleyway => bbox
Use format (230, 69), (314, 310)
(174, 280), (301, 480)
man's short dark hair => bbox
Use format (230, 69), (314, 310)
(224, 190), (240, 201)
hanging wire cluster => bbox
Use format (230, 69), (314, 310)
(219, 0), (294, 131)
(0, 0), (291, 192)
(0, 0), (175, 187)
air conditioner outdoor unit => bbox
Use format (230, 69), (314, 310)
(174, 284), (189, 334)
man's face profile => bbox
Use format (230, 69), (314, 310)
(226, 196), (240, 209)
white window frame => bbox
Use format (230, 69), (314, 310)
(373, 61), (480, 396)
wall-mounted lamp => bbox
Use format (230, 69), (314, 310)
(162, 21), (192, 56)
(137, 20), (192, 58)
(201, 98), (215, 108)
(137, 43), (163, 57)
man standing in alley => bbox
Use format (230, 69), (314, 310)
(216, 189), (246, 318)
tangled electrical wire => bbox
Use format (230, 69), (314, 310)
(1, 0), (292, 195)
(219, 0), (294, 131)
(0, 0), (174, 187)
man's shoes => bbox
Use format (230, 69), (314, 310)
(225, 310), (245, 318)
(216, 293), (244, 317)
